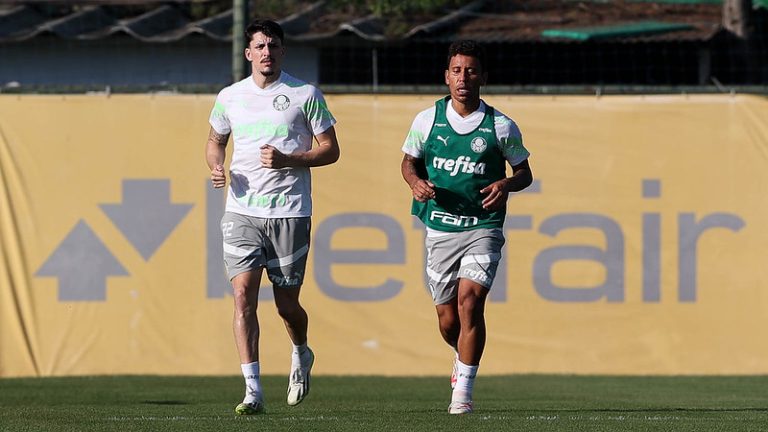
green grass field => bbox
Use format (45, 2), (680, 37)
(1, 375), (767, 431)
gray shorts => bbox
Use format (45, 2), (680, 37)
(221, 212), (311, 288)
(425, 228), (505, 305)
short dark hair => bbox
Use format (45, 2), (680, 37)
(446, 40), (486, 72)
(245, 19), (284, 44)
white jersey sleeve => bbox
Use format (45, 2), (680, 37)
(302, 86), (336, 135)
(209, 89), (232, 135)
(401, 106), (437, 159)
(493, 109), (530, 166)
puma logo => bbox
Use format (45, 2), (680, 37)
(437, 135), (449, 146)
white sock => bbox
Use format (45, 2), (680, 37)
(292, 342), (309, 367)
(241, 361), (261, 403)
(451, 360), (478, 403)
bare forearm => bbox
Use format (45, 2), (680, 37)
(402, 154), (435, 202)
(206, 128), (229, 189)
(503, 162), (533, 193)
(206, 144), (225, 169)
(205, 128), (229, 169)
(401, 156), (425, 188)
(279, 127), (339, 168)
(283, 144), (339, 167)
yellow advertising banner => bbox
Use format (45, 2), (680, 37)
(1, 94), (767, 377)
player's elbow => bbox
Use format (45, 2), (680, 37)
(521, 170), (533, 190)
(326, 145), (340, 164)
(510, 169), (533, 192)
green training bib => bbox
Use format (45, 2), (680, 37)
(412, 96), (507, 232)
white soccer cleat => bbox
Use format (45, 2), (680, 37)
(235, 397), (265, 415)
(287, 347), (314, 406)
(448, 400), (474, 415)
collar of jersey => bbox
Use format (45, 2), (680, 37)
(445, 99), (487, 133)
(446, 99), (486, 124)
(247, 71), (285, 93)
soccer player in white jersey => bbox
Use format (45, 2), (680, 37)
(205, 19), (340, 415)
(401, 40), (533, 414)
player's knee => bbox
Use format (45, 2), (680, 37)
(439, 321), (459, 341)
(233, 284), (246, 299)
(275, 301), (302, 319)
(457, 293), (485, 319)
(437, 310), (459, 334)
(232, 284), (258, 310)
(458, 291), (477, 309)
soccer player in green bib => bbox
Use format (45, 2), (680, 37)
(401, 40), (533, 414)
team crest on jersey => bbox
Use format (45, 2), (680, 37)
(470, 137), (487, 153)
(273, 94), (290, 111)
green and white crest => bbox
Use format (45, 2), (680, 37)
(470, 137), (487, 153)
(273, 94), (291, 111)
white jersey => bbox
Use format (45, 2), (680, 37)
(209, 72), (336, 218)
(401, 100), (529, 166)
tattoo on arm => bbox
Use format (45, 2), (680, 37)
(208, 129), (230, 146)
(403, 157), (418, 178)
(403, 155), (427, 180)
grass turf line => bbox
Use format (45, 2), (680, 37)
(1, 375), (767, 431)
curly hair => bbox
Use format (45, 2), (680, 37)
(447, 40), (487, 72)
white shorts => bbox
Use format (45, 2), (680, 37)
(424, 227), (505, 305)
